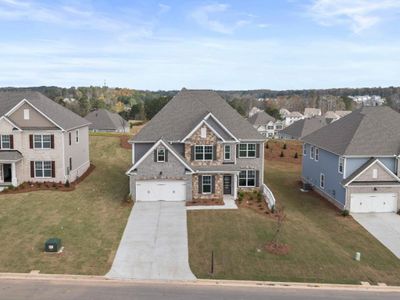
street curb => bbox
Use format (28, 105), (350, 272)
(1, 273), (400, 292)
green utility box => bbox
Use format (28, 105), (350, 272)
(45, 238), (62, 252)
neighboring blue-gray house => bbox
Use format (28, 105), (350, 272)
(301, 106), (400, 213)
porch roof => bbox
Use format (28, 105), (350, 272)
(0, 150), (23, 162)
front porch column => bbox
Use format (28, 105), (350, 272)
(233, 173), (238, 199)
(11, 162), (17, 187)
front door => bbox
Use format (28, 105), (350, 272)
(3, 164), (12, 183)
(223, 175), (232, 195)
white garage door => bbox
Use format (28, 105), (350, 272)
(136, 180), (186, 202)
(350, 193), (398, 213)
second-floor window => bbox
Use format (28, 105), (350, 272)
(75, 130), (79, 143)
(338, 157), (344, 174)
(310, 146), (315, 159)
(34, 134), (51, 149)
(0, 135), (11, 149)
(224, 145), (231, 160)
(195, 145), (213, 161)
(303, 144), (307, 156)
(267, 125), (274, 130)
(315, 148), (319, 161)
(238, 143), (256, 158)
(157, 148), (165, 162)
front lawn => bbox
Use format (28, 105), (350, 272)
(0, 136), (132, 275)
(188, 160), (400, 285)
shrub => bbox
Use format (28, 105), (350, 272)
(294, 152), (298, 159)
(65, 180), (70, 188)
(280, 151), (284, 157)
(266, 143), (269, 149)
(341, 209), (350, 217)
(283, 143), (287, 150)
(238, 191), (244, 202)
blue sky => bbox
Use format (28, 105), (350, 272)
(0, 0), (399, 90)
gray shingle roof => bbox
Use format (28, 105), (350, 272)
(0, 91), (90, 131)
(133, 89), (264, 142)
(247, 111), (275, 126)
(280, 117), (328, 139)
(302, 106), (400, 156)
(0, 150), (23, 162)
(85, 109), (128, 131)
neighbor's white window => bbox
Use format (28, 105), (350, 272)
(157, 148), (165, 162)
(338, 157), (344, 174)
(35, 161), (52, 178)
(320, 173), (325, 189)
(224, 145), (231, 160)
(238, 143), (256, 158)
(202, 175), (212, 194)
(195, 145), (213, 161)
(238, 170), (256, 187)
(200, 127), (207, 138)
(0, 135), (11, 149)
(267, 125), (274, 130)
(23, 109), (30, 120)
(75, 130), (79, 143)
(303, 144), (307, 156)
(310, 146), (315, 159)
(315, 148), (319, 161)
(372, 168), (378, 179)
(34, 134), (51, 149)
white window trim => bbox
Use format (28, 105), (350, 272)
(0, 135), (11, 149)
(224, 145), (231, 160)
(315, 148), (319, 161)
(338, 157), (344, 174)
(194, 145), (213, 161)
(238, 170), (256, 187)
(200, 127), (207, 138)
(34, 161), (52, 178)
(320, 173), (325, 189)
(372, 168), (378, 179)
(310, 146), (314, 159)
(23, 108), (30, 120)
(75, 129), (79, 143)
(34, 134), (52, 149)
(202, 175), (212, 194)
(157, 148), (165, 162)
(238, 143), (257, 158)
(303, 144), (307, 156)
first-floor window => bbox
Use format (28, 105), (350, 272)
(202, 175), (212, 194)
(0, 135), (11, 149)
(34, 134), (51, 149)
(320, 173), (325, 189)
(238, 170), (256, 187)
(35, 161), (52, 178)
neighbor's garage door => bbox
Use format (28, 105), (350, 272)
(350, 193), (398, 213)
(136, 180), (186, 202)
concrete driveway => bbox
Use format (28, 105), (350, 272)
(107, 201), (196, 280)
(352, 213), (400, 259)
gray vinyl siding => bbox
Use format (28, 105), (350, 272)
(134, 143), (153, 162)
(171, 143), (185, 156)
(236, 142), (264, 187)
(345, 157), (396, 178)
(302, 143), (346, 207)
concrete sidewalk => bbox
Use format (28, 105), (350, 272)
(106, 201), (196, 280)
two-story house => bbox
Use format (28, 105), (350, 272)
(301, 106), (400, 213)
(248, 110), (284, 138)
(0, 91), (90, 188)
(126, 89), (265, 202)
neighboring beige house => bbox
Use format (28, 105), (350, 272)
(248, 109), (284, 138)
(0, 91), (90, 188)
(304, 108), (322, 118)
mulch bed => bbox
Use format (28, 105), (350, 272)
(0, 164), (96, 195)
(265, 242), (290, 255)
(186, 198), (224, 206)
(265, 140), (303, 164)
(237, 193), (272, 216)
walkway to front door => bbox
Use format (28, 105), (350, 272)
(107, 201), (196, 280)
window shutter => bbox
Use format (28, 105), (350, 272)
(29, 135), (33, 149)
(236, 144), (239, 158)
(198, 175), (202, 194)
(10, 135), (14, 149)
(51, 161), (56, 178)
(69, 132), (71, 146)
(211, 176), (215, 194)
(191, 146), (195, 161)
(256, 171), (260, 187)
(154, 150), (157, 162)
(0, 137), (2, 149)
(256, 144), (260, 158)
(165, 150), (169, 162)
(213, 145), (216, 160)
(51, 134), (55, 149)
(30, 161), (34, 178)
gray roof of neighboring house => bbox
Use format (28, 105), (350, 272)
(280, 117), (328, 139)
(304, 108), (321, 116)
(302, 106), (400, 156)
(247, 111), (276, 126)
(0, 150), (23, 162)
(133, 89), (264, 142)
(288, 111), (303, 117)
(335, 110), (352, 117)
(324, 111), (339, 119)
(0, 91), (90, 131)
(85, 109), (128, 131)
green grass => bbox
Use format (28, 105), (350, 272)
(188, 160), (400, 285)
(0, 136), (132, 275)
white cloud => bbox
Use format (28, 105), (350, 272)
(191, 3), (233, 34)
(158, 3), (170, 14)
(309, 0), (400, 33)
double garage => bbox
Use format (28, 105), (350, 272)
(350, 192), (398, 213)
(136, 180), (187, 202)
